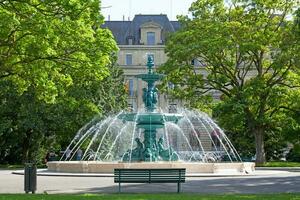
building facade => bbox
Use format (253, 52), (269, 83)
(103, 14), (181, 112)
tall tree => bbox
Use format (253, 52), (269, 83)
(0, 0), (117, 102)
(0, 63), (127, 164)
(0, 0), (127, 163)
(160, 0), (300, 164)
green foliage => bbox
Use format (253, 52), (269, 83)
(260, 161), (300, 167)
(161, 0), (300, 164)
(0, 0), (117, 102)
(286, 144), (300, 162)
(0, 64), (127, 164)
(0, 0), (127, 164)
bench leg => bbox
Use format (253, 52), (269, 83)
(177, 182), (181, 193)
(119, 182), (121, 193)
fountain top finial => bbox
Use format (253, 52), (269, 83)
(147, 55), (154, 74)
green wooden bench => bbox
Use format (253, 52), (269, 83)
(114, 168), (186, 193)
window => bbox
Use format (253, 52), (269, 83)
(126, 54), (132, 65)
(147, 32), (155, 45)
(127, 36), (134, 45)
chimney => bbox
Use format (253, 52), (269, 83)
(123, 15), (125, 21)
(108, 15), (110, 21)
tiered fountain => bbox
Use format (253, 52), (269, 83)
(119, 56), (182, 162)
(47, 56), (254, 174)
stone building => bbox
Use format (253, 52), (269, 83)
(103, 14), (182, 112)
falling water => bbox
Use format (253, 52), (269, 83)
(181, 110), (207, 161)
(103, 122), (130, 160)
(201, 114), (234, 162)
(204, 115), (242, 162)
(59, 108), (242, 163)
(81, 117), (113, 160)
(192, 110), (221, 156)
(93, 111), (124, 161)
(129, 112), (140, 162)
(159, 108), (171, 161)
(60, 118), (98, 161)
(165, 122), (197, 161)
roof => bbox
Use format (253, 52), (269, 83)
(102, 14), (181, 45)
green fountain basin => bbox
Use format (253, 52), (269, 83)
(119, 112), (183, 126)
(119, 112), (183, 130)
(135, 73), (164, 82)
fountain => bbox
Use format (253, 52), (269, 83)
(118, 56), (182, 162)
(47, 56), (255, 174)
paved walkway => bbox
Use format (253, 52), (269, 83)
(1, 169), (300, 194)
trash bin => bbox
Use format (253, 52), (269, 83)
(24, 163), (37, 194)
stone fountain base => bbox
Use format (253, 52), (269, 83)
(47, 161), (255, 174)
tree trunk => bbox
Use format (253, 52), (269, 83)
(22, 129), (33, 163)
(22, 140), (29, 164)
(254, 127), (266, 165)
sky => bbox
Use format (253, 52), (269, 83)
(101, 0), (195, 21)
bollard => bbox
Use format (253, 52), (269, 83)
(24, 163), (37, 194)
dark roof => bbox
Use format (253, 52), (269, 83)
(102, 14), (181, 45)
(170, 21), (181, 31)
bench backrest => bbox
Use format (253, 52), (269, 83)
(114, 168), (186, 183)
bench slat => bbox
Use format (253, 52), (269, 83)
(114, 169), (185, 182)
(116, 180), (184, 183)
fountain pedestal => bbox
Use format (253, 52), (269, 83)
(121, 126), (179, 162)
(119, 56), (182, 162)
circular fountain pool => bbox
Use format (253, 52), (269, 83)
(47, 161), (255, 174)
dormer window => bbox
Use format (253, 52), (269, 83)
(147, 32), (155, 45)
(126, 36), (135, 45)
(139, 21), (162, 45)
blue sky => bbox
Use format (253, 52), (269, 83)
(101, 0), (195, 21)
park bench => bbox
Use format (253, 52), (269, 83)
(114, 168), (186, 193)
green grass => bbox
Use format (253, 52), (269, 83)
(0, 164), (47, 169)
(0, 194), (300, 200)
(258, 161), (300, 167)
(0, 164), (24, 169)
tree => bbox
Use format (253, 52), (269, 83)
(0, 0), (127, 163)
(0, 63), (127, 164)
(0, 0), (117, 102)
(160, 0), (300, 164)
(55, 63), (128, 150)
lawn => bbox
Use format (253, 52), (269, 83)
(258, 162), (300, 167)
(0, 164), (47, 170)
(0, 194), (300, 200)
(0, 164), (24, 169)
